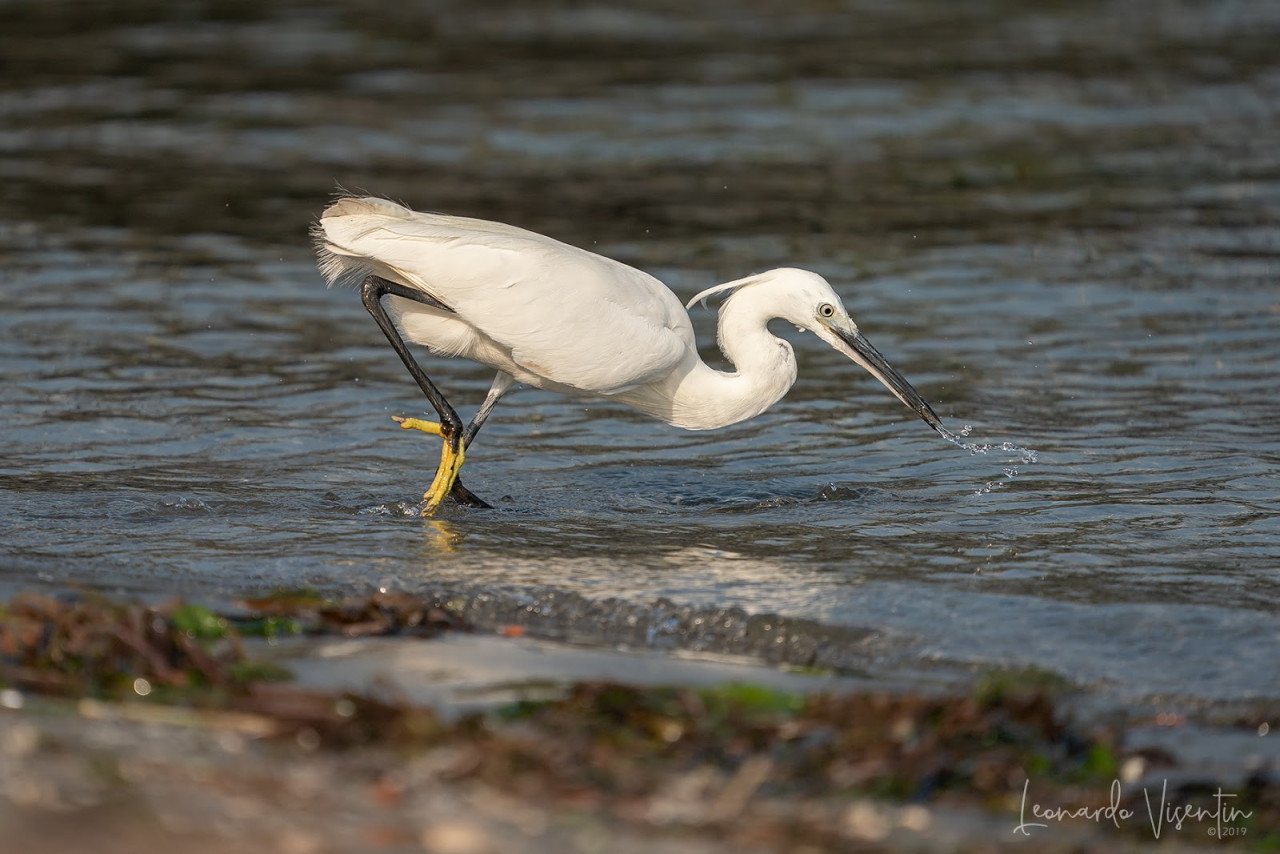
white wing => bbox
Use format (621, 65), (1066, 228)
(316, 197), (694, 395)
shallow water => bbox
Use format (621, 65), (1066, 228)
(2, 1), (1278, 704)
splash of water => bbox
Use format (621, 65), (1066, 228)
(935, 424), (1037, 494)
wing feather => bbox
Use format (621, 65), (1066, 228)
(316, 197), (693, 394)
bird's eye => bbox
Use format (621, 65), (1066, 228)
(818, 303), (836, 318)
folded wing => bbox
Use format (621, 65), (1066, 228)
(316, 197), (695, 395)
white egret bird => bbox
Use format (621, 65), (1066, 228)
(314, 196), (946, 514)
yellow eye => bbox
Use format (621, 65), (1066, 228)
(818, 303), (835, 318)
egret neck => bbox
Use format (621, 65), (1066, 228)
(612, 284), (798, 431)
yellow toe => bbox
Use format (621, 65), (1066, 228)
(393, 416), (445, 437)
(391, 416), (463, 516)
(421, 437), (464, 517)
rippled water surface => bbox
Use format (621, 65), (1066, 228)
(2, 0), (1278, 704)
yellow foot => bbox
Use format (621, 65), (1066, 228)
(392, 416), (463, 517)
(392, 416), (444, 438)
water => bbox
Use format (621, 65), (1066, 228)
(2, 1), (1278, 706)
(935, 424), (1037, 495)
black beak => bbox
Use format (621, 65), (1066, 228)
(832, 326), (945, 435)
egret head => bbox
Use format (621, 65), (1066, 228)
(688, 268), (945, 434)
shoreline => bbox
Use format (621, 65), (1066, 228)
(2, 590), (1274, 852)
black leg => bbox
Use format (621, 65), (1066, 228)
(360, 275), (491, 509)
(463, 373), (516, 450)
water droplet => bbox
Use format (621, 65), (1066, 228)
(941, 424), (1037, 491)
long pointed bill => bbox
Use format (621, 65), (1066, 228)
(828, 326), (945, 435)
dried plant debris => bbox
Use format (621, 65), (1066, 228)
(1, 592), (1276, 851)
(0, 593), (253, 699)
(0, 592), (463, 747)
(0, 590), (465, 695)
(238, 589), (467, 639)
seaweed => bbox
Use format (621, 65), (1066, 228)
(1, 591), (1274, 849)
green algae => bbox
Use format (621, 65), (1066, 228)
(1, 591), (1274, 848)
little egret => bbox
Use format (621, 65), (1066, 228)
(315, 196), (946, 514)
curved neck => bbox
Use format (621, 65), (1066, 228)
(614, 290), (798, 430)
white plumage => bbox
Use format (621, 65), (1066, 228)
(314, 196), (944, 510)
(317, 196), (689, 397)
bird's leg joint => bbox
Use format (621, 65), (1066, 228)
(361, 274), (454, 314)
